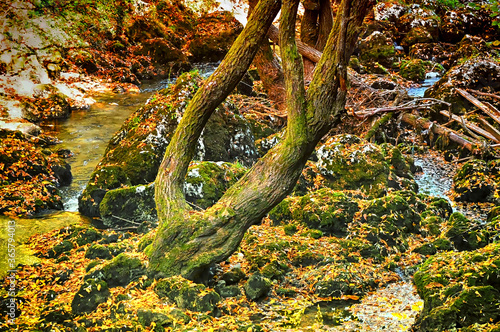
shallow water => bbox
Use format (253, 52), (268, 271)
(407, 72), (441, 98)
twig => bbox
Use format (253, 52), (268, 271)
(111, 215), (143, 226)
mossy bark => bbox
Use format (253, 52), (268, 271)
(149, 0), (374, 282)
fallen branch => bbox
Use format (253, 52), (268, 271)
(401, 113), (478, 152)
(467, 88), (500, 102)
(352, 98), (450, 119)
(439, 110), (500, 143)
(456, 88), (500, 126)
(478, 117), (500, 142)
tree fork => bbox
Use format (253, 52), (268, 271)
(148, 0), (374, 282)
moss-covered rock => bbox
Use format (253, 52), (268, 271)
(413, 242), (500, 331)
(79, 72), (259, 218)
(453, 159), (496, 203)
(269, 188), (359, 236)
(184, 161), (247, 209)
(425, 57), (500, 115)
(297, 135), (417, 198)
(358, 31), (396, 71)
(243, 273), (272, 301)
(84, 253), (146, 288)
(400, 58), (427, 82)
(154, 276), (221, 313)
(71, 279), (110, 315)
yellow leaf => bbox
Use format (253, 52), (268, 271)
(97, 283), (101, 291)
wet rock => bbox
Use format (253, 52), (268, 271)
(51, 159), (72, 186)
(71, 279), (110, 315)
(155, 276), (221, 313)
(413, 242), (500, 331)
(186, 11), (243, 62)
(75, 228), (103, 246)
(425, 57), (500, 114)
(79, 72), (259, 218)
(400, 59), (427, 82)
(84, 253), (146, 288)
(243, 273), (272, 301)
(314, 266), (376, 298)
(408, 43), (458, 69)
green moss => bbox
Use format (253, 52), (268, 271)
(400, 59), (427, 82)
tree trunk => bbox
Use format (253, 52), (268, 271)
(300, 7), (319, 80)
(249, 0), (286, 112)
(148, 0), (374, 282)
(315, 0), (333, 51)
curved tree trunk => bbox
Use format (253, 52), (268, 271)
(148, 0), (374, 282)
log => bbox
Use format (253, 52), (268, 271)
(439, 110), (500, 143)
(268, 25), (322, 63)
(456, 88), (500, 126)
(401, 113), (477, 151)
(468, 88), (500, 102)
(478, 117), (500, 142)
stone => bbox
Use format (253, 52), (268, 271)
(71, 279), (110, 315)
(221, 267), (246, 285)
(84, 253), (146, 288)
(400, 58), (427, 82)
(154, 276), (221, 313)
(243, 273), (272, 301)
(85, 244), (112, 260)
(358, 31), (396, 70)
(453, 159), (495, 203)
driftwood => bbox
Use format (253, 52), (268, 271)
(440, 110), (500, 143)
(401, 113), (478, 152)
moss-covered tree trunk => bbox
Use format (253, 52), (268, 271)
(148, 0), (374, 282)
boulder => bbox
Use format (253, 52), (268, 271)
(21, 84), (71, 122)
(79, 72), (259, 218)
(186, 11), (243, 62)
(453, 159), (495, 203)
(71, 279), (110, 315)
(413, 242), (500, 331)
(425, 57), (500, 114)
(296, 135), (417, 198)
(84, 253), (146, 288)
(243, 273), (272, 301)
(154, 276), (221, 313)
(358, 31), (396, 72)
(400, 58), (427, 82)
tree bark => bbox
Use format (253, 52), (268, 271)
(249, 0), (286, 112)
(148, 0), (374, 282)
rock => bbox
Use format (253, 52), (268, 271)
(296, 135), (417, 198)
(358, 31), (396, 71)
(453, 159), (495, 202)
(186, 11), (243, 62)
(413, 242), (500, 331)
(444, 212), (489, 251)
(71, 279), (110, 315)
(269, 188), (359, 236)
(154, 276), (221, 313)
(425, 57), (500, 114)
(370, 78), (397, 90)
(48, 240), (74, 258)
(399, 59), (427, 82)
(408, 43), (458, 69)
(85, 244), (112, 260)
(401, 26), (436, 48)
(99, 183), (157, 227)
(0, 129), (65, 216)
(243, 273), (272, 301)
(51, 159), (72, 186)
(215, 283), (241, 298)
(75, 228), (103, 246)
(79, 72), (259, 218)
(221, 267), (246, 285)
(22, 84), (71, 122)
(84, 253), (146, 288)
(137, 309), (173, 330)
(184, 161), (247, 209)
